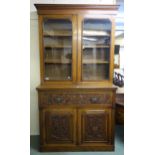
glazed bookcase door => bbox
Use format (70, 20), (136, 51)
(78, 15), (114, 83)
(78, 108), (113, 146)
(40, 15), (77, 83)
(40, 108), (77, 146)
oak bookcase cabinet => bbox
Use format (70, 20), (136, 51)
(35, 4), (118, 151)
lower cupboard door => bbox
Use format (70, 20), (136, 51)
(40, 108), (76, 146)
(78, 108), (113, 146)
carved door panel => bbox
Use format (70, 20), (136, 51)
(42, 108), (76, 145)
(78, 108), (112, 146)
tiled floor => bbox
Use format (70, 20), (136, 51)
(30, 125), (124, 155)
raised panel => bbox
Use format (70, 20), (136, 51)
(42, 108), (76, 145)
(78, 108), (112, 145)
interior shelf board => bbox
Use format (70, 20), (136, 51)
(44, 77), (71, 81)
(45, 46), (72, 49)
(83, 34), (110, 37)
(45, 59), (71, 64)
(83, 30), (110, 37)
(43, 31), (72, 37)
(83, 59), (109, 64)
(82, 76), (108, 80)
(44, 34), (72, 37)
(83, 45), (110, 48)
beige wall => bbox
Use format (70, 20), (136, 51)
(30, 0), (116, 135)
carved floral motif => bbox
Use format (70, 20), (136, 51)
(45, 112), (73, 144)
(83, 112), (108, 142)
(39, 92), (112, 106)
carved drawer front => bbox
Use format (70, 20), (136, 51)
(43, 108), (76, 145)
(78, 108), (112, 145)
(39, 91), (113, 106)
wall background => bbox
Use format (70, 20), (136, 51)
(30, 0), (123, 135)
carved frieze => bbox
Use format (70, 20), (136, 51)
(39, 92), (112, 106)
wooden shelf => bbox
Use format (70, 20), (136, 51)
(83, 35), (110, 37)
(44, 35), (71, 37)
(44, 30), (72, 37)
(45, 59), (71, 64)
(83, 45), (110, 48)
(82, 76), (107, 80)
(83, 30), (110, 37)
(83, 59), (109, 64)
(45, 46), (72, 49)
(44, 77), (71, 81)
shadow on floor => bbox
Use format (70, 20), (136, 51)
(30, 135), (39, 151)
(115, 125), (124, 142)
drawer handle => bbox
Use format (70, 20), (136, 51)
(54, 97), (63, 103)
(90, 97), (99, 103)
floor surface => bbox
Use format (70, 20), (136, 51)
(30, 125), (124, 155)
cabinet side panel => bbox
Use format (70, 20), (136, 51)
(38, 15), (44, 84)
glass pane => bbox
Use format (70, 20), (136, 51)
(82, 18), (111, 81)
(43, 19), (72, 81)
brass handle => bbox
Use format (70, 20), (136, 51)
(54, 97), (63, 103)
(90, 97), (99, 103)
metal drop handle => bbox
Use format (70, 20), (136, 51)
(90, 97), (98, 103)
(55, 97), (63, 103)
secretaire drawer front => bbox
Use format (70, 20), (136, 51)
(38, 91), (113, 107)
